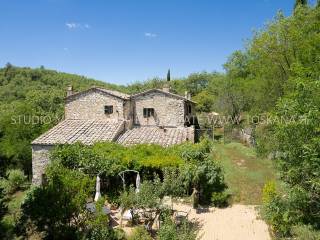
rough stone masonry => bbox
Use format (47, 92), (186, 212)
(31, 86), (197, 185)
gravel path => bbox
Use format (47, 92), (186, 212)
(173, 203), (271, 240)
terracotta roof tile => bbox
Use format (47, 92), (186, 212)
(131, 89), (196, 104)
(67, 87), (130, 100)
(116, 126), (191, 147)
(32, 119), (124, 145)
(95, 87), (130, 100)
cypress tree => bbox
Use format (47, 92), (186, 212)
(167, 69), (171, 82)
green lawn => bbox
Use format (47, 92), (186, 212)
(213, 142), (277, 205)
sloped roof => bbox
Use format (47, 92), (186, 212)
(116, 126), (191, 147)
(66, 87), (130, 101)
(131, 89), (196, 104)
(32, 119), (124, 145)
(66, 87), (195, 104)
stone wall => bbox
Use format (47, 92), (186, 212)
(32, 144), (54, 185)
(64, 88), (195, 128)
(123, 99), (134, 129)
(65, 89), (129, 121)
(186, 126), (195, 143)
(32, 89), (198, 185)
(239, 128), (255, 146)
(133, 92), (186, 127)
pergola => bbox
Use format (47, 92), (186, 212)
(118, 170), (140, 192)
(93, 169), (141, 203)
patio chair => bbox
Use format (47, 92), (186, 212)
(173, 210), (190, 226)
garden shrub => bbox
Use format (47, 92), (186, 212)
(128, 226), (152, 240)
(180, 159), (226, 204)
(157, 215), (178, 240)
(136, 179), (162, 209)
(19, 162), (94, 239)
(261, 193), (291, 237)
(0, 179), (10, 195)
(291, 225), (320, 240)
(6, 169), (26, 191)
(254, 124), (276, 158)
(0, 169), (26, 194)
(261, 181), (311, 237)
(211, 192), (229, 207)
(87, 227), (125, 240)
(176, 221), (198, 240)
(114, 229), (126, 240)
(261, 181), (291, 236)
(87, 227), (119, 240)
(86, 206), (126, 240)
(118, 177), (180, 228)
(0, 186), (7, 239)
(161, 168), (186, 198)
(158, 215), (197, 240)
(0, 186), (6, 217)
(118, 185), (137, 227)
(175, 137), (212, 162)
(86, 197), (111, 240)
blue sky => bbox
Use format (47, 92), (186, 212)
(0, 0), (317, 85)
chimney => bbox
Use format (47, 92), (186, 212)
(162, 83), (170, 92)
(66, 85), (73, 97)
(187, 92), (191, 100)
(185, 91), (188, 99)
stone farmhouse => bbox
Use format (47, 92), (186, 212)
(31, 86), (197, 184)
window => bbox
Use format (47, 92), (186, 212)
(143, 108), (154, 118)
(104, 105), (113, 114)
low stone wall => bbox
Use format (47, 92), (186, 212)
(239, 128), (255, 146)
(32, 144), (54, 185)
(224, 126), (255, 146)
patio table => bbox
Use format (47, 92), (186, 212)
(86, 202), (111, 215)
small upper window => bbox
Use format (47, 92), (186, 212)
(143, 108), (154, 118)
(104, 105), (113, 114)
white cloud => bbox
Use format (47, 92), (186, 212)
(65, 22), (91, 30)
(66, 22), (80, 29)
(144, 32), (157, 38)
